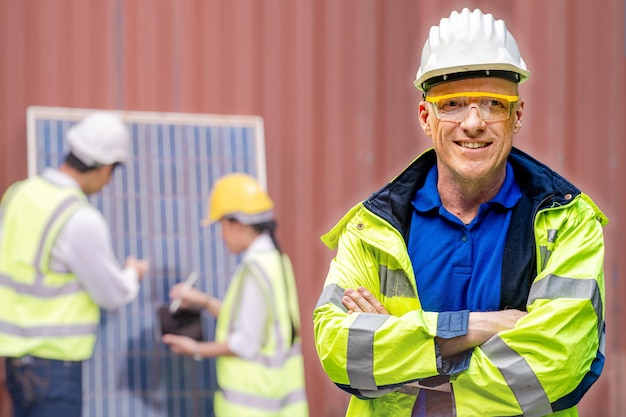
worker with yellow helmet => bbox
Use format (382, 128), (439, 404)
(162, 173), (309, 417)
(314, 8), (606, 416)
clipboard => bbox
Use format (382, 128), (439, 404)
(155, 304), (204, 341)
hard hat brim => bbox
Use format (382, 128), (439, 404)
(416, 68), (528, 92)
(200, 210), (274, 227)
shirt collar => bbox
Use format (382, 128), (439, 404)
(41, 168), (81, 190)
(490, 163), (521, 209)
(243, 232), (275, 260)
(413, 162), (521, 213)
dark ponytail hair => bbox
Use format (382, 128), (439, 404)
(251, 220), (281, 252)
(251, 219), (298, 343)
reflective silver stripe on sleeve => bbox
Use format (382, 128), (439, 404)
(221, 386), (307, 411)
(397, 384), (420, 396)
(599, 324), (606, 355)
(315, 283), (348, 312)
(539, 229), (558, 270)
(528, 274), (603, 332)
(357, 386), (399, 398)
(482, 335), (552, 417)
(481, 275), (604, 416)
(0, 320), (98, 337)
(347, 313), (389, 390)
(379, 265), (414, 297)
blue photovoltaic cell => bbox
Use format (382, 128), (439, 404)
(26, 107), (266, 417)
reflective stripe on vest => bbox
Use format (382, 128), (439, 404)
(0, 321), (97, 337)
(221, 386), (308, 411)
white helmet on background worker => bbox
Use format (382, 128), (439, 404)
(202, 173), (274, 226)
(414, 8), (530, 92)
(66, 112), (131, 166)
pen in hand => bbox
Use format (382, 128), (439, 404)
(169, 271), (199, 314)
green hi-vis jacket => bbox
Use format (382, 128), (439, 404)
(314, 148), (607, 417)
(214, 249), (309, 417)
(0, 176), (99, 361)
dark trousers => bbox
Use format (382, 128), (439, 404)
(5, 356), (82, 417)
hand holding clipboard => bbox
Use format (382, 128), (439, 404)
(169, 271), (200, 313)
(156, 272), (204, 341)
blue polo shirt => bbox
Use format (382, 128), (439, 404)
(408, 163), (521, 312)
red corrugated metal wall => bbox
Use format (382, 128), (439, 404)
(1, 1), (624, 415)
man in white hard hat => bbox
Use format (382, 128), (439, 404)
(314, 8), (606, 417)
(0, 112), (150, 417)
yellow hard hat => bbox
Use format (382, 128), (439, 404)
(202, 173), (274, 226)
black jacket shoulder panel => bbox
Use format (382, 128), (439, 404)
(508, 147), (581, 206)
(363, 149), (437, 242)
(503, 148), (581, 310)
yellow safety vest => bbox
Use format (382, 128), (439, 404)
(214, 250), (309, 417)
(0, 176), (100, 361)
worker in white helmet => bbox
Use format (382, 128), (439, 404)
(314, 8), (606, 417)
(162, 173), (309, 417)
(0, 111), (150, 417)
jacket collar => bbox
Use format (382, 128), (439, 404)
(363, 147), (581, 238)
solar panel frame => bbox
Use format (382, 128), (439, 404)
(26, 106), (267, 417)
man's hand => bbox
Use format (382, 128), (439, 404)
(125, 256), (150, 280)
(437, 309), (527, 357)
(342, 286), (389, 314)
(468, 309), (527, 341)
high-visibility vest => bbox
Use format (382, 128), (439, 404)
(0, 176), (100, 361)
(214, 250), (309, 417)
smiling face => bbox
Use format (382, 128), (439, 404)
(419, 77), (524, 188)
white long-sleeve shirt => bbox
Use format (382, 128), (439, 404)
(226, 233), (274, 359)
(0, 168), (140, 310)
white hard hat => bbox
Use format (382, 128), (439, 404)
(414, 8), (530, 92)
(66, 112), (130, 166)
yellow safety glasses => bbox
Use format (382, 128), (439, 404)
(425, 92), (519, 122)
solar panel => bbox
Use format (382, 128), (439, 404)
(26, 106), (267, 417)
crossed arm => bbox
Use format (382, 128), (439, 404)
(342, 286), (526, 358)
